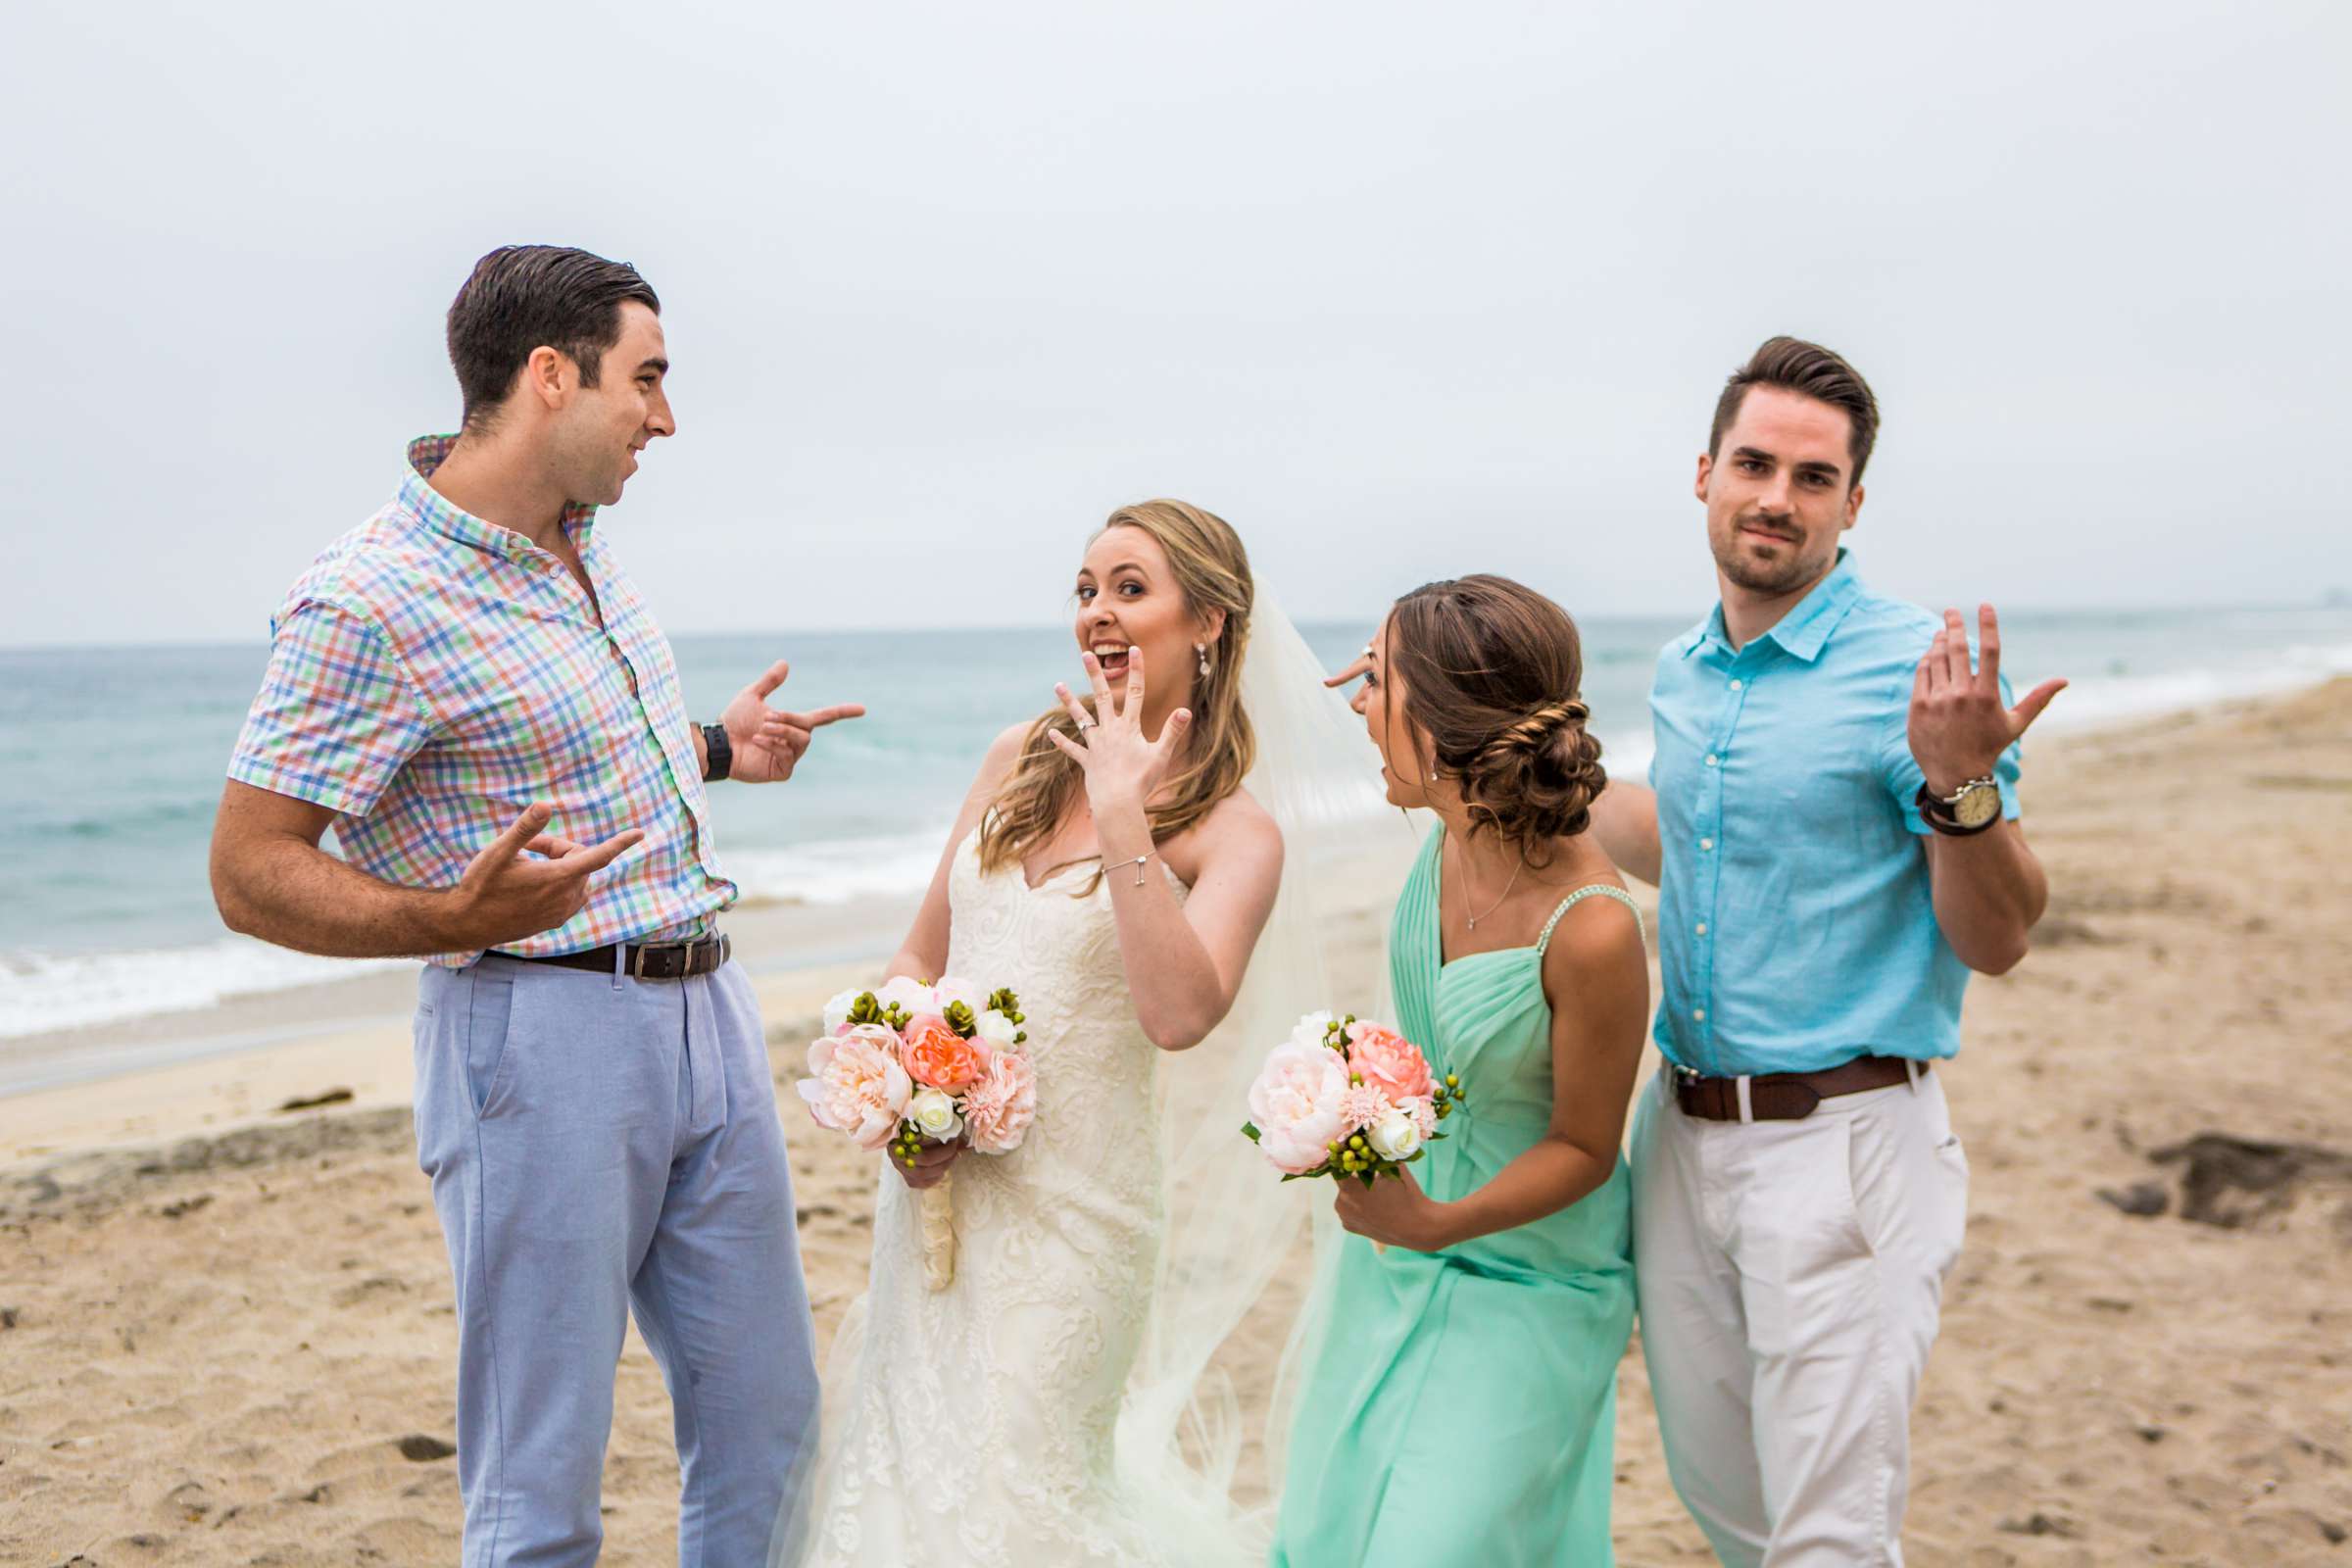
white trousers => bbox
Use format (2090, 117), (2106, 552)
(1630, 1065), (1969, 1568)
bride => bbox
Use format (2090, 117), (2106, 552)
(783, 499), (1363, 1567)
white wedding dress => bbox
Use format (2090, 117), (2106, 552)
(792, 829), (1190, 1567)
(776, 590), (1417, 1568)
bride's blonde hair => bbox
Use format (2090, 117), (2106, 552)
(976, 500), (1257, 892)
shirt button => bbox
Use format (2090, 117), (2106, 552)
(1729, 679), (1743, 691)
(1692, 1007), (1706, 1022)
(1695, 922), (1708, 936)
(1699, 838), (1714, 851)
(1705, 754), (1720, 767)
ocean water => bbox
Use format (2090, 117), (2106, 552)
(2, 606), (2348, 1040)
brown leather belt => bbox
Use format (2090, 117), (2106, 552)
(1672, 1054), (1923, 1122)
(490, 932), (731, 981)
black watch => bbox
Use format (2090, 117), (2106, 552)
(701, 721), (733, 782)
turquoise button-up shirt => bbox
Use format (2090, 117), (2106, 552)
(1646, 551), (2022, 1076)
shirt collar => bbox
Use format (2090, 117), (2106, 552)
(400, 434), (599, 559)
(1763, 549), (1863, 662)
(1679, 549), (1864, 663)
(1672, 608), (1724, 661)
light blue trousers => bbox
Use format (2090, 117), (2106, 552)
(415, 954), (818, 1567)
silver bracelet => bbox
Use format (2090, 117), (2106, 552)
(1116, 853), (1153, 888)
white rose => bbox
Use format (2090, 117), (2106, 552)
(906, 1086), (964, 1142)
(933, 976), (985, 1014)
(1365, 1108), (1424, 1162)
(822, 988), (865, 1034)
(877, 975), (938, 1016)
(1288, 1010), (1339, 1051)
(1399, 1095), (1439, 1139)
(976, 1008), (1019, 1047)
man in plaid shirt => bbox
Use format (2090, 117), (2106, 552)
(211, 246), (858, 1566)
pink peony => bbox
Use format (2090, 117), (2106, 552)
(1346, 1021), (1433, 1103)
(798, 1024), (912, 1152)
(901, 1013), (987, 1093)
(961, 1049), (1038, 1155)
(1248, 1039), (1352, 1174)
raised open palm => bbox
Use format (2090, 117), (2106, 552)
(1908, 605), (2068, 795)
(1049, 647), (1190, 811)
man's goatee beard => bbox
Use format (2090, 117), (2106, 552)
(1715, 544), (1819, 596)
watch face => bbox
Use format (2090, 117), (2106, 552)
(1953, 782), (2002, 828)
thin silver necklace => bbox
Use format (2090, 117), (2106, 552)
(1453, 838), (1525, 931)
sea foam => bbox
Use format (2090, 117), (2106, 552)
(0, 939), (406, 1041)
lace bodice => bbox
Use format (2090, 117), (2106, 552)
(937, 835), (1183, 1201)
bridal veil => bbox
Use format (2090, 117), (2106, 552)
(1112, 585), (1420, 1564)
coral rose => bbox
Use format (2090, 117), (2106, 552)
(797, 1024), (912, 1152)
(1346, 1021), (1433, 1102)
(900, 1014), (987, 1093)
(1248, 1039), (1351, 1174)
(961, 1049), (1038, 1154)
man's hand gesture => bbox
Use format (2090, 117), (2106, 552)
(1908, 606), (2068, 797)
(724, 660), (866, 784)
(447, 804), (644, 949)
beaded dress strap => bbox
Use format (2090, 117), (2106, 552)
(1536, 884), (1645, 956)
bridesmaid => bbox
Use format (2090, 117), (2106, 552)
(1273, 575), (1648, 1567)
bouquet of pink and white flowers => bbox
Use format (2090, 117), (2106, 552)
(796, 976), (1039, 1290)
(796, 975), (1039, 1163)
(1242, 1011), (1462, 1185)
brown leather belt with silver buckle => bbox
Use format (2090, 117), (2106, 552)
(490, 932), (732, 981)
(1672, 1054), (1923, 1122)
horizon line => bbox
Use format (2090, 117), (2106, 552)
(3, 597), (2347, 656)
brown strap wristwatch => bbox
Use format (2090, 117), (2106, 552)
(1917, 775), (2000, 835)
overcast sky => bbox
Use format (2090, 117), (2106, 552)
(1, 1), (2343, 649)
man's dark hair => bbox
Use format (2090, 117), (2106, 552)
(445, 246), (662, 433)
(1708, 335), (1880, 485)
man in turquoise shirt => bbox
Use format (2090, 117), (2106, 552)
(1592, 337), (2066, 1565)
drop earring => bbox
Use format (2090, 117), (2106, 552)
(1196, 644), (1211, 678)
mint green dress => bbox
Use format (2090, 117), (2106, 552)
(1271, 828), (1639, 1568)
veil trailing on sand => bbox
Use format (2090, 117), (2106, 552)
(1111, 586), (1423, 1563)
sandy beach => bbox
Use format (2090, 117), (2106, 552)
(3, 681), (2348, 1566)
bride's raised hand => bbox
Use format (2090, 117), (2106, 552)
(1049, 647), (1190, 813)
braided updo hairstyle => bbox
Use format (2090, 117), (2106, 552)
(1385, 573), (1607, 866)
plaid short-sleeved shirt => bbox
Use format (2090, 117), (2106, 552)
(227, 435), (735, 966)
